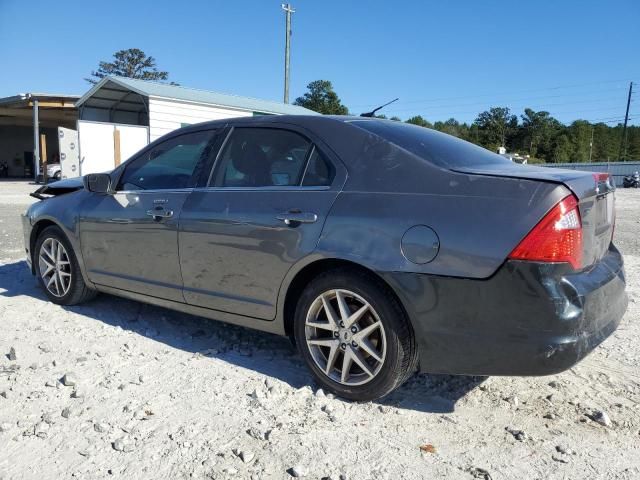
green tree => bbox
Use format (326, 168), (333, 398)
(626, 126), (640, 160)
(405, 115), (432, 128)
(552, 134), (573, 163)
(293, 80), (349, 115)
(350, 106), (636, 164)
(591, 123), (617, 161)
(434, 118), (469, 139)
(86, 48), (172, 85)
(567, 120), (592, 162)
(474, 107), (518, 150)
(520, 109), (562, 159)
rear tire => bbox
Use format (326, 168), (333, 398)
(294, 268), (418, 401)
(35, 225), (97, 305)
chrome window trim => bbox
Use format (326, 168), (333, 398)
(299, 145), (315, 186)
(207, 126), (235, 187)
(114, 188), (195, 195)
(191, 185), (331, 193)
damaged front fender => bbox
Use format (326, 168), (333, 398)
(30, 177), (84, 200)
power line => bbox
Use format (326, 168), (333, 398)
(382, 104), (630, 118)
(355, 86), (628, 109)
(350, 79), (632, 109)
(380, 95), (628, 115)
(596, 117), (637, 124)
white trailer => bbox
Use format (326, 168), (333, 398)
(77, 121), (148, 176)
(58, 127), (79, 178)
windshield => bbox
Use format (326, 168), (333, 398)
(350, 120), (512, 169)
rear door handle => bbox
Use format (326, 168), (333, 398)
(277, 211), (318, 225)
(146, 206), (174, 220)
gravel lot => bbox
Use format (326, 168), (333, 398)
(0, 180), (638, 479)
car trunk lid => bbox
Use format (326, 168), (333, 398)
(453, 163), (615, 269)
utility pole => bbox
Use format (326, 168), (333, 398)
(281, 3), (295, 104)
(618, 81), (633, 161)
(33, 98), (40, 182)
(589, 126), (594, 162)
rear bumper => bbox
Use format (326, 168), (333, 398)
(384, 245), (627, 376)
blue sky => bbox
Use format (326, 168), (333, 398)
(1, 0), (638, 125)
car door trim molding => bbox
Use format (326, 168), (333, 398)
(191, 185), (331, 193)
(182, 284), (273, 306)
(115, 188), (196, 195)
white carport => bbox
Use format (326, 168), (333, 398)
(74, 76), (316, 175)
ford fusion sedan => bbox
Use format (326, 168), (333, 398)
(22, 115), (627, 401)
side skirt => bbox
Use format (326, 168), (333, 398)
(93, 284), (286, 336)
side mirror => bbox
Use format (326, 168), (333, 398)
(83, 173), (112, 194)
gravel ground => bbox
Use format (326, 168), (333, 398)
(0, 180), (639, 480)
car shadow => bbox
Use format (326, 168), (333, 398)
(0, 260), (484, 413)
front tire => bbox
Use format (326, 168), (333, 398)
(35, 225), (96, 305)
(294, 268), (418, 401)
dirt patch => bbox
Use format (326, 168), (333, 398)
(1, 184), (639, 479)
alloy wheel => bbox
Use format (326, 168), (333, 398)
(304, 289), (387, 386)
(38, 237), (72, 297)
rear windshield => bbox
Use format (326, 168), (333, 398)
(350, 119), (511, 169)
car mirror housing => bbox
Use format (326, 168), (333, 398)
(83, 173), (112, 194)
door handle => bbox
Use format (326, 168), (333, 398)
(146, 206), (174, 220)
(277, 211), (318, 225)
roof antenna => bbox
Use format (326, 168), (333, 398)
(360, 98), (399, 117)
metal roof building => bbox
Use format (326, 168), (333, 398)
(70, 76), (318, 176)
(76, 76), (316, 142)
(0, 93), (79, 178)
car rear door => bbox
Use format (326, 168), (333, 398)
(79, 129), (219, 302)
(178, 124), (346, 320)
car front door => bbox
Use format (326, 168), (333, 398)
(79, 129), (218, 302)
(179, 125), (346, 319)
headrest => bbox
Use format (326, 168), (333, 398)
(232, 141), (268, 175)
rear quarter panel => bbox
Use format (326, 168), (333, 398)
(294, 119), (571, 279)
(318, 174), (571, 279)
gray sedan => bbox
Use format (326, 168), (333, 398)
(22, 115), (627, 401)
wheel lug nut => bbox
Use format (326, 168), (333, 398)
(350, 326), (357, 333)
(333, 331), (339, 338)
(339, 321), (345, 328)
(340, 343), (347, 350)
(351, 341), (358, 348)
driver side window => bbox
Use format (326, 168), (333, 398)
(118, 130), (213, 191)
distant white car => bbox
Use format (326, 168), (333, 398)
(46, 163), (62, 181)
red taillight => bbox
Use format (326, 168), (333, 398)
(509, 195), (583, 269)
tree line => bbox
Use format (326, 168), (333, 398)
(84, 51), (636, 163)
(294, 80), (639, 163)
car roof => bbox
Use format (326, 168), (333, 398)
(176, 114), (390, 132)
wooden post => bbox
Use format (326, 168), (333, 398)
(114, 129), (121, 167)
(40, 133), (47, 184)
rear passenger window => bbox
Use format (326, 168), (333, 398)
(213, 128), (311, 187)
(302, 149), (335, 186)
